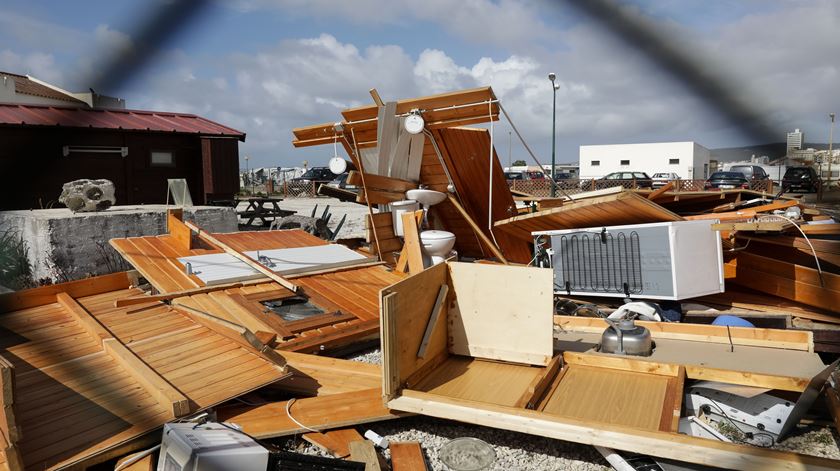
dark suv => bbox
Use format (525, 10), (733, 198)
(729, 165), (769, 181)
(782, 166), (820, 193)
(292, 167), (335, 192)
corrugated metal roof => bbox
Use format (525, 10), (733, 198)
(0, 103), (246, 140)
(0, 71), (86, 104)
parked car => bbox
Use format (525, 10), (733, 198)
(599, 171), (653, 188)
(324, 172), (358, 191)
(526, 171), (547, 180)
(704, 171), (750, 190)
(729, 165), (769, 181)
(782, 166), (820, 193)
(553, 172), (572, 181)
(651, 172), (680, 189)
(292, 167), (336, 192)
(505, 171), (526, 181)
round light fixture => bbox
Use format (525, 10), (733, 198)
(404, 114), (425, 134)
(329, 157), (348, 174)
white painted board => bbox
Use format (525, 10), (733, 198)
(447, 262), (554, 366)
(179, 244), (371, 285)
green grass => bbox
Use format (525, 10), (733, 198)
(0, 228), (33, 290)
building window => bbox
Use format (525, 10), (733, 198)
(150, 151), (174, 167)
(591, 160), (600, 166)
(669, 158), (680, 165)
(620, 159), (630, 166)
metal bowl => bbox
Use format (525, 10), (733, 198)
(438, 437), (496, 471)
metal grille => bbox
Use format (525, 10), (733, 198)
(554, 231), (643, 295)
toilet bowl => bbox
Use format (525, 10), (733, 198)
(419, 230), (456, 266)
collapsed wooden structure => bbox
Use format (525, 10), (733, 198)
(380, 262), (839, 470)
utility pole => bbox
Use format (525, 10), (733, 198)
(829, 113), (835, 186)
(508, 129), (512, 169)
(549, 73), (559, 196)
(244, 155), (250, 195)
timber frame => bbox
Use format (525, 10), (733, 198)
(380, 261), (840, 470)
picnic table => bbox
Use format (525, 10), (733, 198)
(237, 196), (296, 226)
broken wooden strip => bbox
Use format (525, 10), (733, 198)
(647, 181), (674, 200)
(554, 315), (814, 352)
(58, 293), (191, 418)
(685, 199), (798, 221)
(0, 271), (130, 312)
(348, 171), (416, 193)
(115, 280), (255, 307)
(447, 194), (509, 264)
(563, 352), (680, 377)
(216, 388), (405, 439)
(417, 284), (449, 359)
(390, 442), (428, 471)
(514, 354), (562, 409)
(658, 366), (685, 432)
(397, 211), (425, 275)
(712, 221), (791, 232)
(303, 428), (364, 458)
(350, 440), (385, 471)
(183, 221), (298, 292)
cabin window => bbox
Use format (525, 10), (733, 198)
(669, 158), (680, 165)
(620, 159), (630, 166)
(150, 151), (174, 167)
(591, 160), (600, 166)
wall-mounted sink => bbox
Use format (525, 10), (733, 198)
(406, 189), (446, 207)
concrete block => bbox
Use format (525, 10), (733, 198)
(0, 205), (238, 283)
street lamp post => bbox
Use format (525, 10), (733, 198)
(549, 73), (560, 197)
(244, 155), (251, 195)
(829, 113), (836, 186)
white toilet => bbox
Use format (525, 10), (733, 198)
(402, 189), (457, 267)
(419, 230), (457, 266)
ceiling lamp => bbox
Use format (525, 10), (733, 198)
(404, 109), (425, 134)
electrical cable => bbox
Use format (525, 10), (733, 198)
(756, 213), (824, 286)
(702, 397), (776, 448)
(285, 397), (323, 434)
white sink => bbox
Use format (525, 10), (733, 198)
(406, 189), (446, 207)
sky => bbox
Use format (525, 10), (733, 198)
(1, 0), (838, 168)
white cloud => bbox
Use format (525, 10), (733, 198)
(0, 50), (62, 83)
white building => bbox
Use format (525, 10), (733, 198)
(787, 128), (804, 153)
(579, 141), (711, 180)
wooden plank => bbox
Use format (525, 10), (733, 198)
(448, 263), (553, 366)
(57, 292), (191, 418)
(183, 221), (298, 292)
(417, 284), (448, 359)
(390, 442), (427, 471)
(349, 440), (384, 471)
(348, 171), (416, 192)
(712, 221), (790, 232)
(114, 281), (256, 307)
(390, 390), (840, 471)
(216, 388), (405, 439)
(446, 194), (509, 264)
(563, 352), (680, 377)
(167, 209), (193, 252)
(658, 366), (685, 432)
(732, 252), (840, 312)
(303, 428), (364, 458)
(0, 271), (130, 312)
(514, 354), (562, 409)
(357, 188), (405, 205)
(685, 199), (798, 221)
(399, 211), (425, 274)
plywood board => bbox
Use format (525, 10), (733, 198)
(447, 262), (553, 366)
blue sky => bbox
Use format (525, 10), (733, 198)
(1, 0), (838, 168)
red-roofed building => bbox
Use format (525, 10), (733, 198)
(0, 72), (244, 209)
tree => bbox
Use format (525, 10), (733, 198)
(512, 159), (526, 166)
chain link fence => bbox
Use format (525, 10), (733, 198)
(509, 179), (775, 197)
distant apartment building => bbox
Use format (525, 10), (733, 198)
(787, 128), (804, 153)
(579, 141), (711, 180)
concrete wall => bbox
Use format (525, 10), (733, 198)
(0, 205), (238, 284)
(579, 142), (710, 179)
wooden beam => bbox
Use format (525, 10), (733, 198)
(647, 181), (674, 200)
(369, 88), (384, 107)
(396, 211), (425, 274)
(115, 280), (254, 307)
(417, 284), (448, 359)
(712, 221), (790, 232)
(685, 199), (798, 221)
(0, 271), (131, 312)
(57, 293), (191, 417)
(447, 194), (509, 264)
(357, 188), (405, 204)
(563, 352), (680, 377)
(514, 354), (562, 409)
(348, 170), (416, 193)
(183, 221), (298, 292)
(390, 390), (839, 471)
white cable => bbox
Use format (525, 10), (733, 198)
(756, 213), (824, 286)
(285, 398), (322, 434)
(114, 445), (161, 471)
